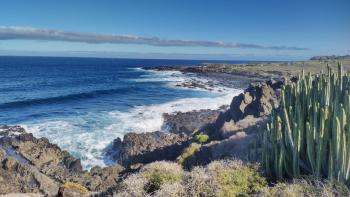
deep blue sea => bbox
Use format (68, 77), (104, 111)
(0, 56), (247, 168)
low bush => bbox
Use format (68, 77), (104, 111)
(115, 161), (184, 196)
(194, 134), (209, 144)
(184, 160), (267, 197)
(114, 159), (269, 197)
(153, 183), (186, 197)
(142, 162), (184, 193)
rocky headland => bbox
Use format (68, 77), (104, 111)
(1, 60), (349, 196)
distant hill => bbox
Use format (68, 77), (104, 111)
(310, 55), (350, 60)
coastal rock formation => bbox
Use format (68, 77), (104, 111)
(227, 80), (282, 122)
(179, 80), (283, 167)
(0, 71), (286, 196)
(109, 131), (189, 167)
(0, 126), (124, 196)
(105, 79), (284, 170)
(183, 116), (268, 168)
(145, 65), (265, 88)
(163, 106), (227, 135)
(0, 125), (26, 137)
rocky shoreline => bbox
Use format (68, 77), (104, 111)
(0, 61), (288, 196)
(13, 59), (350, 196)
(144, 64), (270, 89)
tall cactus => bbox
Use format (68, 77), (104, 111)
(262, 63), (350, 185)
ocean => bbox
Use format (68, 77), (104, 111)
(0, 56), (245, 169)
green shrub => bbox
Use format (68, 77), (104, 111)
(142, 162), (184, 194)
(176, 143), (201, 165)
(144, 168), (183, 193)
(194, 134), (209, 144)
(262, 63), (350, 184)
(116, 159), (267, 197)
(184, 160), (267, 197)
(215, 164), (266, 196)
(118, 161), (184, 196)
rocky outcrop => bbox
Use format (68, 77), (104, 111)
(146, 65), (266, 88)
(0, 142), (60, 195)
(0, 126), (124, 196)
(180, 80), (283, 167)
(105, 79), (283, 170)
(227, 80), (282, 122)
(183, 116), (268, 168)
(163, 106), (227, 135)
(109, 131), (189, 167)
(0, 125), (26, 137)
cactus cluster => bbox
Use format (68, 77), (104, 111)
(262, 63), (350, 184)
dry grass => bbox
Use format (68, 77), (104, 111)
(197, 60), (350, 79)
(261, 179), (350, 197)
(62, 182), (89, 194)
(113, 159), (266, 197)
(111, 159), (350, 197)
(0, 194), (43, 197)
(153, 183), (186, 197)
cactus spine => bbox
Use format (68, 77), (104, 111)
(262, 63), (350, 185)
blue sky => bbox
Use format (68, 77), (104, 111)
(0, 0), (349, 60)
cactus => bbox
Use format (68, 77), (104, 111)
(262, 63), (350, 185)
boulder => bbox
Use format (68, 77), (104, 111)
(163, 107), (226, 135)
(227, 81), (282, 123)
(87, 165), (124, 191)
(109, 131), (189, 167)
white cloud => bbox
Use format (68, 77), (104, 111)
(0, 26), (308, 51)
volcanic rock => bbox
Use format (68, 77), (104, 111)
(163, 107), (227, 135)
(110, 131), (189, 167)
(0, 126), (124, 195)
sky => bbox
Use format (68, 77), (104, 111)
(0, 0), (349, 60)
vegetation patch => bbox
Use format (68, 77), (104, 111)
(61, 182), (89, 194)
(261, 179), (350, 197)
(184, 160), (267, 197)
(117, 161), (184, 196)
(212, 161), (266, 196)
(194, 134), (209, 144)
(176, 143), (201, 165)
(144, 167), (183, 193)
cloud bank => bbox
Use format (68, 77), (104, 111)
(0, 26), (308, 50)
